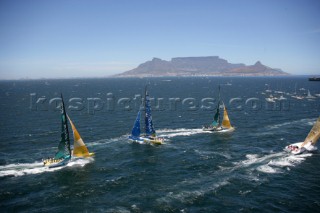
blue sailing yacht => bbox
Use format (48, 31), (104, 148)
(129, 86), (164, 145)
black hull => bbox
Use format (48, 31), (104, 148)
(309, 77), (320, 81)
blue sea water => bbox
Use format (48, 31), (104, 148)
(0, 77), (319, 212)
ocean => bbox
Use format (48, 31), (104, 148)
(0, 76), (319, 212)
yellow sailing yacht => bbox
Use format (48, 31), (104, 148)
(203, 86), (235, 132)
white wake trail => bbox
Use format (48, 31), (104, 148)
(0, 158), (94, 177)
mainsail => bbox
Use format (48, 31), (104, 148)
(54, 94), (71, 159)
(221, 106), (232, 129)
(68, 116), (91, 157)
(131, 110), (141, 138)
(212, 86), (221, 127)
(301, 117), (320, 147)
(145, 87), (156, 137)
(212, 105), (220, 127)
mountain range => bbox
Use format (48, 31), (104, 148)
(115, 56), (289, 77)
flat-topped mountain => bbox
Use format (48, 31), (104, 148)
(116, 56), (289, 77)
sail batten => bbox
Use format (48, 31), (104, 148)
(301, 117), (320, 147)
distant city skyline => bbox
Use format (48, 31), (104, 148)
(0, 0), (319, 79)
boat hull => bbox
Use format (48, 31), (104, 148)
(309, 77), (320, 81)
(284, 142), (317, 155)
(43, 156), (71, 168)
(72, 152), (95, 158)
(88, 152), (95, 157)
(129, 136), (164, 145)
(202, 126), (235, 133)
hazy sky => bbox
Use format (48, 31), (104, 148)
(0, 0), (319, 79)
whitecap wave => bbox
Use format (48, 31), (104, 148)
(257, 165), (282, 174)
(265, 118), (316, 130)
(157, 179), (230, 205)
(156, 148), (315, 206)
(87, 135), (128, 147)
(236, 153), (283, 168)
(268, 158), (293, 167)
(194, 149), (231, 160)
(236, 151), (314, 174)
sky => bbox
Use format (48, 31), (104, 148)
(0, 0), (319, 79)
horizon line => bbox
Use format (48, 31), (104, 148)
(1, 74), (318, 81)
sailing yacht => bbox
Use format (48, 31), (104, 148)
(306, 90), (315, 99)
(265, 95), (276, 103)
(203, 86), (235, 132)
(291, 83), (304, 100)
(284, 117), (320, 155)
(129, 86), (164, 145)
(43, 94), (94, 168)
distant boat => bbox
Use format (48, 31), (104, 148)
(265, 97), (275, 103)
(291, 95), (304, 100)
(43, 94), (94, 168)
(203, 86), (235, 132)
(291, 84), (304, 100)
(264, 84), (272, 93)
(129, 86), (164, 145)
(284, 117), (320, 155)
(277, 94), (287, 100)
(265, 95), (276, 103)
(306, 90), (315, 99)
(309, 77), (320, 81)
(43, 94), (71, 168)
